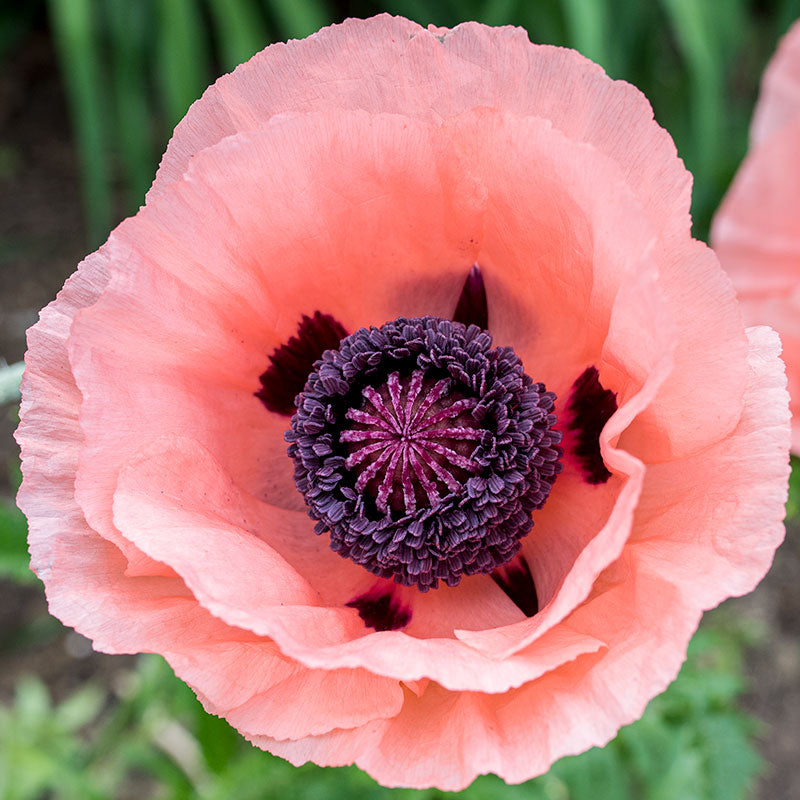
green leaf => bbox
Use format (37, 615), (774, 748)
(0, 497), (34, 584)
(155, 0), (211, 130)
(646, 741), (706, 800)
(618, 715), (674, 782)
(105, 0), (156, 212)
(55, 684), (106, 732)
(787, 455), (800, 520)
(194, 707), (240, 774)
(697, 713), (762, 800)
(553, 743), (634, 800)
(47, 0), (112, 246)
(561, 0), (611, 71)
(14, 676), (52, 722)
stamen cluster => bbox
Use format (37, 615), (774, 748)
(286, 317), (562, 590)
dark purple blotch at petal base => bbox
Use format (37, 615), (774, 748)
(346, 586), (412, 631)
(452, 263), (488, 330)
(256, 311), (348, 415)
(567, 366), (618, 484)
(491, 556), (538, 617)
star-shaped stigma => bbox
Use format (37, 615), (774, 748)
(286, 315), (562, 589)
(340, 370), (484, 517)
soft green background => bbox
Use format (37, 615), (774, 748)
(2, 1), (799, 798)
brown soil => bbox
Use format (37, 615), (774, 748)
(1, 27), (798, 800)
(734, 519), (800, 799)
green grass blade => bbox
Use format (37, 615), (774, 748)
(561, 0), (611, 71)
(105, 0), (155, 211)
(0, 499), (34, 584)
(47, 0), (112, 246)
(155, 0), (211, 130)
(658, 0), (732, 230)
(263, 0), (330, 40)
(787, 456), (800, 520)
(207, 0), (270, 71)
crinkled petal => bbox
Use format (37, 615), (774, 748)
(712, 27), (800, 452)
(252, 569), (697, 791)
(70, 110), (484, 573)
(15, 249), (171, 578)
(630, 326), (790, 604)
(152, 16), (692, 252)
(751, 20), (800, 143)
(113, 436), (323, 612)
(457, 253), (674, 658)
(712, 120), (800, 295)
(111, 434), (606, 693)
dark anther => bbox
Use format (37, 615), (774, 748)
(256, 311), (347, 415)
(567, 366), (618, 484)
(452, 263), (489, 330)
(491, 556), (538, 617)
(346, 586), (412, 631)
(286, 316), (563, 591)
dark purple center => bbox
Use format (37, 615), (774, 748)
(286, 316), (563, 591)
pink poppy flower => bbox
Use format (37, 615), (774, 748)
(16, 15), (791, 790)
(712, 20), (800, 453)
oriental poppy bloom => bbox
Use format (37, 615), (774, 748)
(712, 20), (800, 454)
(16, 16), (791, 790)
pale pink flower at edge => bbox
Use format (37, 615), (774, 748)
(16, 16), (791, 791)
(712, 19), (800, 453)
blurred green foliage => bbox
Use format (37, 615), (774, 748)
(0, 406), (33, 585)
(0, 490), (32, 585)
(0, 617), (763, 800)
(2, 0), (800, 245)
